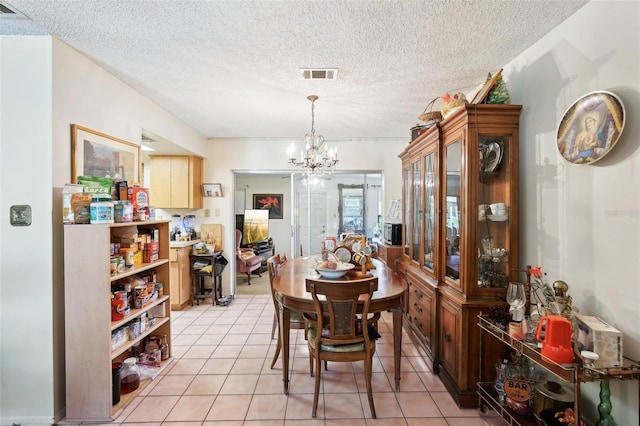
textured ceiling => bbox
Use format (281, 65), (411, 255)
(1, 0), (588, 141)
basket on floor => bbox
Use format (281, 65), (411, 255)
(418, 97), (443, 125)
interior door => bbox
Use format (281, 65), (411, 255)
(296, 189), (326, 256)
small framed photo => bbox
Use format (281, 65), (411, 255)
(323, 237), (336, 252)
(202, 183), (223, 197)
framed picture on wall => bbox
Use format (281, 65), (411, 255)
(253, 193), (283, 219)
(202, 183), (223, 197)
(71, 124), (140, 183)
(556, 91), (625, 165)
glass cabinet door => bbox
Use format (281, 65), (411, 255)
(444, 140), (461, 284)
(411, 160), (421, 262)
(477, 136), (511, 288)
(403, 166), (410, 256)
(423, 150), (436, 271)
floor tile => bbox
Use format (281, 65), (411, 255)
(166, 357), (206, 375)
(323, 392), (365, 419)
(230, 357), (266, 374)
(245, 394), (288, 420)
(219, 373), (259, 394)
(184, 374), (227, 395)
(205, 394), (252, 421)
(164, 395), (215, 421)
(395, 392), (441, 417)
(147, 374), (195, 396)
(123, 395), (180, 422)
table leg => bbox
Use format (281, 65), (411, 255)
(279, 305), (291, 394)
(392, 307), (403, 391)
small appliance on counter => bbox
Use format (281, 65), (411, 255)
(383, 222), (402, 246)
(536, 315), (574, 365)
(170, 214), (182, 241)
(183, 214), (197, 240)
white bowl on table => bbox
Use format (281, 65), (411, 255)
(314, 262), (355, 279)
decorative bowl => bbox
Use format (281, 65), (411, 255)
(314, 262), (355, 279)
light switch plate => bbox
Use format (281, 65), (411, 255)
(10, 205), (32, 226)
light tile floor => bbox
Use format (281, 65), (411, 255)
(114, 294), (504, 425)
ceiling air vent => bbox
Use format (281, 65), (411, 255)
(0, 1), (25, 17)
(300, 68), (338, 80)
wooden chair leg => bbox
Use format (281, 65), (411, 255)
(312, 355), (322, 418)
(271, 313), (277, 339)
(365, 355), (376, 418)
(270, 332), (281, 369)
(246, 272), (251, 285)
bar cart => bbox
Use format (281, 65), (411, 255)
(477, 314), (640, 425)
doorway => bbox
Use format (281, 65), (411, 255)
(232, 171), (383, 296)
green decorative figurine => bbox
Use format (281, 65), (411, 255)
(486, 73), (511, 105)
(596, 380), (615, 426)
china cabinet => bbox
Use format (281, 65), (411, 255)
(149, 155), (203, 209)
(398, 104), (522, 406)
(63, 220), (172, 421)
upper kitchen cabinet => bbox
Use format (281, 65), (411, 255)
(150, 155), (203, 209)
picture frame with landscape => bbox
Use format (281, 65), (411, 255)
(71, 124), (140, 184)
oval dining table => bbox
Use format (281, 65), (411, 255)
(273, 256), (407, 394)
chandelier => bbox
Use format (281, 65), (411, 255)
(288, 95), (338, 175)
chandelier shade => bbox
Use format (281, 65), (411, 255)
(288, 95), (338, 176)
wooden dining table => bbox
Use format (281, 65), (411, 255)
(273, 256), (407, 393)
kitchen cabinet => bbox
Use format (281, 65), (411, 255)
(170, 244), (193, 310)
(398, 104), (522, 407)
(63, 220), (172, 422)
(149, 155), (203, 209)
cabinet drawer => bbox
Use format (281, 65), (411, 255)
(407, 280), (434, 345)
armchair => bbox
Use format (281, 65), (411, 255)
(236, 229), (262, 285)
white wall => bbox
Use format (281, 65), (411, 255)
(504, 1), (639, 423)
(0, 36), (55, 423)
(1, 36), (210, 423)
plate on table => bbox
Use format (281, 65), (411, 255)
(314, 262), (355, 279)
(334, 247), (352, 263)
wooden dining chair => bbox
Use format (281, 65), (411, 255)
(305, 276), (380, 418)
(267, 254), (306, 369)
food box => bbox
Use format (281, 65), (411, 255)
(574, 314), (623, 367)
(111, 326), (127, 350)
(127, 186), (149, 210)
(143, 241), (159, 263)
(147, 303), (165, 319)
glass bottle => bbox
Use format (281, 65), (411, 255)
(160, 334), (169, 361)
(120, 357), (140, 394)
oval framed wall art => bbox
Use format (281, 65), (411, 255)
(556, 91), (625, 165)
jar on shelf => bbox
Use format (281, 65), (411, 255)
(120, 357), (140, 394)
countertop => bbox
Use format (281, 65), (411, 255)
(170, 239), (200, 248)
